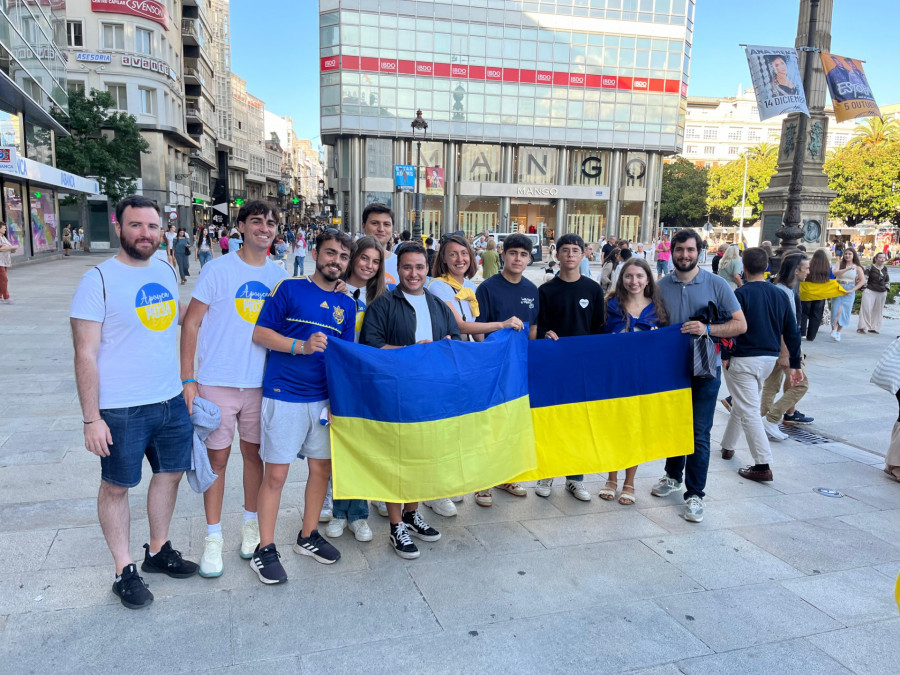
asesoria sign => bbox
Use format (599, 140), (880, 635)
(91, 0), (170, 30)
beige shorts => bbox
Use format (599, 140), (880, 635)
(198, 384), (263, 449)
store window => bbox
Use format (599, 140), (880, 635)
(459, 144), (500, 182)
(567, 199), (608, 244)
(3, 183), (27, 258)
(515, 146), (557, 185)
(623, 152), (648, 188)
(30, 189), (58, 254)
(620, 202), (642, 243)
(364, 138), (392, 178)
(568, 149), (610, 186)
(25, 121), (52, 165)
(407, 196), (443, 237)
(364, 191), (393, 209)
(457, 196), (499, 238)
(0, 110), (22, 152)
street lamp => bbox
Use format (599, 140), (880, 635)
(738, 151), (749, 247)
(410, 109), (428, 238)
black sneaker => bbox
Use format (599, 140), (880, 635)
(112, 563), (154, 609)
(402, 509), (441, 542)
(720, 396), (733, 413)
(250, 544), (287, 584)
(390, 522), (420, 560)
(141, 541), (199, 579)
(783, 410), (814, 425)
(293, 529), (341, 564)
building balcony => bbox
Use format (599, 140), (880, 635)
(182, 19), (201, 47)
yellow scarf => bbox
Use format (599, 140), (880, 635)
(437, 274), (480, 318)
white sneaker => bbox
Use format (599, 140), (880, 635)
(348, 519), (373, 542)
(240, 519), (259, 560)
(683, 496), (704, 523)
(830, 330), (840, 342)
(449, 495), (464, 503)
(319, 507), (333, 523)
(199, 533), (224, 578)
(372, 501), (389, 517)
(424, 498), (457, 517)
(324, 517), (347, 538)
(650, 475), (683, 497)
(565, 480), (591, 501)
(534, 478), (553, 497)
(762, 417), (788, 441)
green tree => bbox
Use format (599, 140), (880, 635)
(848, 114), (900, 148)
(824, 141), (900, 226)
(705, 152), (778, 224)
(660, 157), (708, 229)
(747, 141), (778, 160)
(52, 88), (149, 204)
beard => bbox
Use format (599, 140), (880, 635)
(316, 259), (343, 282)
(120, 232), (158, 261)
(673, 256), (698, 273)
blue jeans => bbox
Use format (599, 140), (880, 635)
(664, 368), (720, 500)
(293, 256), (305, 276)
(199, 250), (212, 267)
(332, 499), (369, 523)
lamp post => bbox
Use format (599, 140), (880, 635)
(738, 151), (749, 247)
(410, 109), (428, 238)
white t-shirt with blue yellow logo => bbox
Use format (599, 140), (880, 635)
(191, 251), (288, 388)
(70, 258), (182, 410)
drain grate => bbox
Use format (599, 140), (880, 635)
(779, 425), (832, 445)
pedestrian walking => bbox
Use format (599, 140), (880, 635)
(481, 237), (500, 279)
(655, 234), (670, 279)
(717, 245), (743, 290)
(653, 230), (746, 523)
(165, 224), (177, 265)
(62, 225), (73, 256)
(0, 222), (17, 302)
(799, 248), (835, 341)
(601, 257), (668, 506)
(858, 252), (890, 334)
(293, 231), (307, 276)
(173, 228), (191, 284)
(70, 196), (199, 609)
(711, 243), (727, 275)
(219, 228), (230, 255)
(196, 226), (214, 268)
(830, 248), (865, 341)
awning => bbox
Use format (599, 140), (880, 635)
(0, 154), (99, 195)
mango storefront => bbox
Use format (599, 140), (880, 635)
(0, 152), (99, 264)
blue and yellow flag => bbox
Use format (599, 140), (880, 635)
(325, 329), (536, 502)
(515, 326), (694, 482)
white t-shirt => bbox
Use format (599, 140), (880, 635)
(70, 258), (182, 409)
(403, 291), (432, 343)
(384, 252), (398, 286)
(294, 240), (307, 258)
(165, 231), (176, 250)
(427, 278), (477, 322)
(191, 251), (288, 387)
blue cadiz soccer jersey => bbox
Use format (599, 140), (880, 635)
(256, 277), (356, 402)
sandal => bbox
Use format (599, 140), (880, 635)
(618, 484), (636, 506)
(599, 480), (617, 501)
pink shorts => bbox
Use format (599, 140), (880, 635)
(197, 384), (263, 449)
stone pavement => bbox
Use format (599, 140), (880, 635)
(1, 253), (899, 674)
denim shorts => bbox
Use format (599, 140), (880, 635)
(99, 394), (193, 488)
(656, 259), (669, 275)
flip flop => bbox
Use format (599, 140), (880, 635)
(599, 481), (617, 501)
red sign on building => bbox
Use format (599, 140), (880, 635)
(91, 0), (170, 30)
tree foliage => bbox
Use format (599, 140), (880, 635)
(848, 114), (900, 148)
(705, 152), (778, 224)
(747, 141), (777, 159)
(660, 157), (708, 229)
(51, 89), (149, 203)
(824, 140), (900, 226)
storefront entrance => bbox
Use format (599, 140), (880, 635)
(509, 200), (555, 240)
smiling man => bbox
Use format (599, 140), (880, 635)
(360, 203), (397, 285)
(248, 230), (356, 584)
(179, 201), (287, 579)
(70, 196), (198, 610)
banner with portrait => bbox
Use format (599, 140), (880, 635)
(820, 53), (880, 122)
(425, 167), (445, 195)
(744, 45), (809, 121)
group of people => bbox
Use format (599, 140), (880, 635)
(71, 194), (826, 611)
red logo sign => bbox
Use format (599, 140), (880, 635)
(379, 59), (397, 71)
(451, 65), (468, 77)
(486, 68), (502, 80)
(601, 76), (617, 88)
(90, 0), (170, 30)
(536, 72), (552, 83)
(416, 62), (433, 74)
(569, 74), (585, 86)
(633, 79), (648, 90)
(321, 57), (338, 71)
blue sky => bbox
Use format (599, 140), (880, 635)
(230, 0), (899, 142)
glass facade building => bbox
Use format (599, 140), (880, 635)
(320, 0), (693, 243)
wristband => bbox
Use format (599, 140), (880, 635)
(291, 339), (298, 355)
(83, 419), (101, 425)
(182, 378), (196, 384)
(298, 340), (305, 355)
(706, 324), (711, 335)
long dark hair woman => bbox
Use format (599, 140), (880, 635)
(799, 248), (832, 341)
(173, 227), (191, 284)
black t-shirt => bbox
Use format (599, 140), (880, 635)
(601, 243), (615, 263)
(536, 275), (606, 338)
(475, 274), (540, 326)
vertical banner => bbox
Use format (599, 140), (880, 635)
(744, 45), (809, 120)
(394, 164), (415, 193)
(820, 53), (880, 121)
(425, 167), (445, 195)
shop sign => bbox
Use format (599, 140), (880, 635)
(0, 152), (98, 194)
(0, 146), (17, 172)
(91, 0), (170, 30)
(122, 53), (171, 77)
(76, 53), (111, 63)
(516, 186), (559, 197)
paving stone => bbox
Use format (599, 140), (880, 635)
(640, 498), (793, 534)
(230, 567), (439, 663)
(735, 518), (900, 575)
(871, 561), (900, 581)
(0, 591), (234, 673)
(843, 483), (900, 510)
(204, 657), (304, 674)
(780, 567), (899, 625)
(760, 492), (877, 520)
(641, 530), (804, 590)
(0, 462), (100, 505)
(521, 509), (668, 547)
(0, 498), (99, 532)
(0, 529), (56, 573)
(0, 565), (114, 615)
(408, 539), (702, 630)
(465, 520), (546, 555)
(688, 468), (783, 502)
(768, 461), (890, 495)
(807, 618), (900, 675)
(360, 522), (487, 571)
(837, 508), (900, 546)
(657, 583), (842, 652)
(677, 637), (851, 674)
(302, 600), (711, 675)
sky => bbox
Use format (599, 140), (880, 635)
(230, 0), (900, 143)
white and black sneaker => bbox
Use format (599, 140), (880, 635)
(390, 522), (420, 559)
(401, 509), (441, 542)
(250, 544), (287, 585)
(293, 529), (341, 564)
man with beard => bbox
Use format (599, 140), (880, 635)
(70, 196), (198, 609)
(652, 230), (746, 523)
(248, 230), (356, 584)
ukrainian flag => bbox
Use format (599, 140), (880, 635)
(326, 329), (536, 502)
(515, 326), (694, 482)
